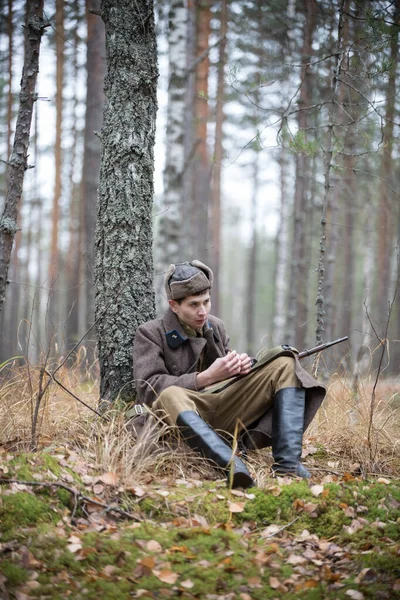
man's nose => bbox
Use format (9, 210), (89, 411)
(198, 306), (206, 315)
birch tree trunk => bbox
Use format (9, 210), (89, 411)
(96, 0), (158, 402)
(0, 0), (47, 317)
(47, 0), (64, 335)
(155, 0), (187, 314)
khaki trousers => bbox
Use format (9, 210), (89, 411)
(152, 356), (299, 435)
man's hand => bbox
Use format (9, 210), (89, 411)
(196, 351), (252, 389)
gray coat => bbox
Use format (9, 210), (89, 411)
(133, 309), (326, 448)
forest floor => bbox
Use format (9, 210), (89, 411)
(0, 366), (399, 599)
(0, 439), (399, 599)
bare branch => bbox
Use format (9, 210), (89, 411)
(0, 479), (142, 521)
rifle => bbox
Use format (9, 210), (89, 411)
(296, 336), (349, 359)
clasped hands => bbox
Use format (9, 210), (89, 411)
(196, 350), (253, 389)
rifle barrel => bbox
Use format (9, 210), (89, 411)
(298, 336), (348, 359)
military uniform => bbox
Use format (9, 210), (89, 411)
(132, 260), (326, 488)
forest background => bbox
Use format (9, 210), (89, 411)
(0, 0), (399, 396)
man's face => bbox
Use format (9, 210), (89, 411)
(169, 290), (211, 330)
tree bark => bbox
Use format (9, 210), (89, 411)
(285, 0), (316, 350)
(47, 0), (64, 340)
(191, 0), (211, 262)
(96, 0), (158, 402)
(273, 142), (291, 344)
(209, 0), (227, 317)
(315, 1), (345, 346)
(246, 151), (259, 356)
(66, 0), (82, 350)
(80, 0), (105, 344)
(155, 0), (187, 314)
(376, 3), (399, 334)
(0, 0), (47, 317)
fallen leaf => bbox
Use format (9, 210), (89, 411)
(126, 485), (146, 497)
(67, 535), (81, 544)
(153, 569), (178, 584)
(147, 540), (162, 553)
(140, 556), (155, 569)
(310, 484), (324, 497)
(345, 591), (364, 600)
(269, 576), (282, 589)
(230, 489), (245, 497)
(67, 543), (82, 553)
(102, 565), (117, 577)
(261, 524), (281, 537)
(247, 576), (262, 588)
(180, 579), (194, 589)
(287, 553), (307, 566)
(98, 472), (119, 486)
(376, 477), (391, 485)
(228, 501), (245, 513)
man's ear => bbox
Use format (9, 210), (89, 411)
(169, 299), (178, 312)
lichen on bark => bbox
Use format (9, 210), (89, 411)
(95, 0), (159, 402)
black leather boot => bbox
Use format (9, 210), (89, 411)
(176, 411), (255, 489)
(271, 387), (311, 478)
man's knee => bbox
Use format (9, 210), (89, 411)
(154, 386), (196, 424)
(258, 356), (299, 390)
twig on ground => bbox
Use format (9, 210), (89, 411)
(265, 516), (300, 538)
(0, 478), (142, 522)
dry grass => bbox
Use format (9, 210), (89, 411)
(307, 371), (400, 475)
(1, 353), (399, 482)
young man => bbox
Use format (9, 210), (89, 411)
(133, 260), (325, 488)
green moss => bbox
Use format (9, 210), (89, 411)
(0, 561), (28, 586)
(0, 491), (57, 542)
(41, 453), (63, 477)
(56, 487), (72, 507)
(239, 481), (312, 524)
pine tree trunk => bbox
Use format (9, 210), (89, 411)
(66, 0), (82, 350)
(155, 0), (187, 314)
(210, 0), (227, 317)
(285, 0), (316, 350)
(376, 5), (399, 335)
(315, 2), (345, 347)
(96, 0), (158, 402)
(81, 0), (105, 346)
(0, 0), (47, 317)
(191, 0), (211, 261)
(181, 0), (196, 259)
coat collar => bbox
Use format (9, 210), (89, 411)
(163, 309), (213, 349)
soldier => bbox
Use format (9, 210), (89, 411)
(133, 260), (325, 488)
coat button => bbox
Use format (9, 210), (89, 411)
(172, 365), (178, 372)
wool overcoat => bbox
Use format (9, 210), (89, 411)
(133, 309), (326, 449)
